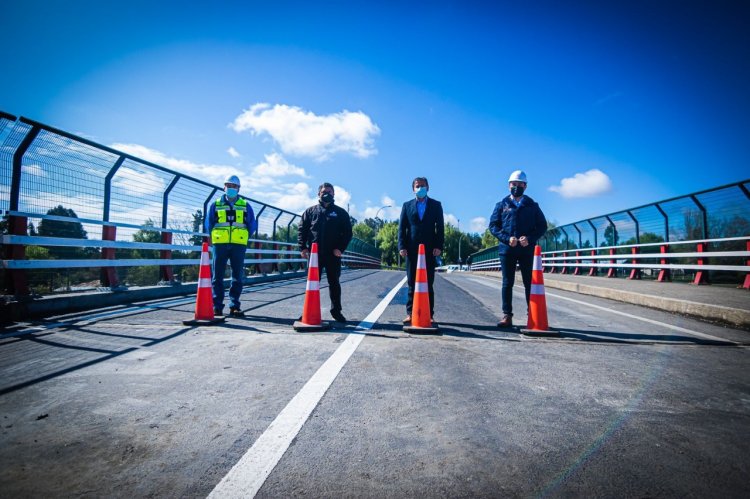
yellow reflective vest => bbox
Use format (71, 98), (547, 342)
(211, 197), (249, 245)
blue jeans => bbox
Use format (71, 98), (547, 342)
(499, 251), (533, 316)
(212, 243), (246, 310)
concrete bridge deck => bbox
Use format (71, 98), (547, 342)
(1, 270), (748, 497)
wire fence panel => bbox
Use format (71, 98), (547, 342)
(1, 113), (382, 296)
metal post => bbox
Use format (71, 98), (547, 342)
(655, 203), (669, 242)
(690, 195), (709, 240)
(100, 224), (120, 288)
(10, 126), (40, 212)
(159, 231), (173, 284)
(4, 215), (29, 296)
(587, 219), (597, 248)
(626, 211), (641, 280)
(559, 227), (569, 274)
(202, 188), (218, 242)
(161, 176), (180, 229)
(103, 156), (125, 222)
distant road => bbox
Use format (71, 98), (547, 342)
(1, 270), (748, 497)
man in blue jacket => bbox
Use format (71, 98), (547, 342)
(399, 176), (444, 324)
(488, 170), (547, 327)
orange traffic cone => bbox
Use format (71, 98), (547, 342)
(403, 244), (439, 334)
(522, 245), (558, 337)
(183, 242), (225, 325)
(294, 242), (330, 332)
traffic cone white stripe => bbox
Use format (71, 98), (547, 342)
(417, 252), (426, 269)
(533, 255), (543, 271)
(415, 282), (428, 293)
(201, 251), (211, 266)
(306, 280), (320, 291)
(530, 284), (545, 295)
(199, 278), (212, 288)
(309, 252), (318, 268)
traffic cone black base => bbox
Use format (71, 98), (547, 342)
(520, 327), (560, 337)
(183, 316), (226, 326)
(403, 322), (440, 334)
(293, 320), (330, 332)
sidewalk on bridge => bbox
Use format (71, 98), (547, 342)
(472, 271), (750, 329)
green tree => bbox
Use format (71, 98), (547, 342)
(37, 205), (88, 259)
(375, 221), (399, 266)
(480, 228), (498, 249)
(352, 222), (376, 246)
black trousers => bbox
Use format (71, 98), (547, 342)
(499, 251), (533, 316)
(406, 253), (436, 316)
(319, 256), (342, 313)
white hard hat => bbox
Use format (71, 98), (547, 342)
(508, 170), (527, 183)
(224, 174), (241, 186)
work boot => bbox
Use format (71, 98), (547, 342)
(331, 311), (347, 323)
(497, 314), (512, 328)
(229, 307), (244, 317)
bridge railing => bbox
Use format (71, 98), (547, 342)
(468, 236), (750, 288)
(0, 112), (381, 296)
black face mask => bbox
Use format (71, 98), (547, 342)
(320, 192), (334, 204)
(510, 185), (525, 197)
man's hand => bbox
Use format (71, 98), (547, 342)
(519, 236), (529, 247)
(509, 236), (518, 247)
(301, 249), (310, 259)
(333, 249), (342, 257)
(433, 248), (442, 257)
(399, 249), (407, 257)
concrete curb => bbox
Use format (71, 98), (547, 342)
(1, 271), (306, 323)
(472, 271), (750, 329)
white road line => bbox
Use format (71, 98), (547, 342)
(207, 275), (408, 499)
(466, 276), (735, 344)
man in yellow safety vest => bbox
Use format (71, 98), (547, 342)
(205, 174), (256, 317)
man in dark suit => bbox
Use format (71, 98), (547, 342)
(398, 176), (445, 324)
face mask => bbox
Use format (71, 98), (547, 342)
(415, 186), (428, 199)
(510, 185), (525, 197)
(320, 192), (334, 204)
(226, 187), (239, 198)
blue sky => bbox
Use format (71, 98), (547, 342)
(3, 0), (749, 233)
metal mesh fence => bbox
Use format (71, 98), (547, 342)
(541, 181), (750, 251)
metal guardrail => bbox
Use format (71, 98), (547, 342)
(468, 236), (750, 288)
(1, 112), (382, 296)
(468, 179), (750, 288)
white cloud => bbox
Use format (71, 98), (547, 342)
(227, 146), (241, 158)
(251, 152), (308, 178)
(111, 143), (241, 186)
(360, 195), (401, 220)
(444, 213), (459, 227)
(470, 217), (487, 233)
(230, 103), (380, 161)
(549, 169), (613, 198)
(253, 182), (318, 214)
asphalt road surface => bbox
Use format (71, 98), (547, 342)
(1, 269), (748, 498)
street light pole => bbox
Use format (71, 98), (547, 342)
(375, 205), (391, 224)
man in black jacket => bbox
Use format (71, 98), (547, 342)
(398, 177), (445, 324)
(488, 170), (547, 327)
(299, 182), (353, 322)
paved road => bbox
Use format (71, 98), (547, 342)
(1, 270), (748, 498)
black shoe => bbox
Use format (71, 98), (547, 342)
(403, 315), (412, 324)
(497, 314), (512, 328)
(214, 308), (224, 317)
(331, 311), (347, 323)
(229, 308), (244, 317)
